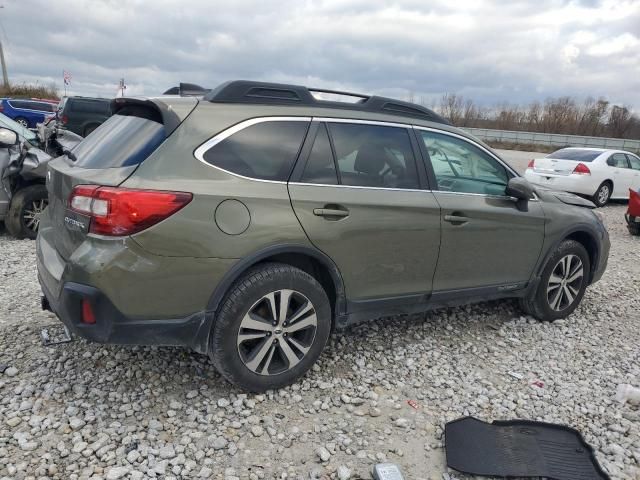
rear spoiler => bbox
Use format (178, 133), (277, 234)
(110, 97), (198, 136)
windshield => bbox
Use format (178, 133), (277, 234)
(547, 149), (602, 162)
(0, 112), (37, 142)
(70, 114), (166, 168)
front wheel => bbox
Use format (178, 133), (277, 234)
(520, 240), (590, 321)
(592, 182), (612, 207)
(210, 263), (332, 392)
(14, 117), (29, 128)
(6, 184), (49, 239)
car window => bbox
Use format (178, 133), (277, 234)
(547, 148), (602, 162)
(202, 120), (309, 181)
(327, 122), (419, 189)
(300, 124), (338, 185)
(71, 114), (166, 168)
(625, 154), (640, 170)
(419, 130), (509, 196)
(9, 100), (28, 109)
(70, 99), (111, 114)
(607, 153), (630, 168)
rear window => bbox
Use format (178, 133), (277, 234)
(202, 120), (309, 181)
(69, 99), (111, 114)
(71, 114), (165, 168)
(547, 149), (602, 162)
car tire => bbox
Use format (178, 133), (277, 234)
(14, 117), (29, 128)
(592, 181), (612, 207)
(520, 240), (590, 322)
(628, 223), (640, 236)
(5, 184), (49, 239)
(210, 262), (332, 392)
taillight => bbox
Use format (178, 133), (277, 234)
(527, 159), (535, 169)
(69, 185), (192, 236)
(573, 163), (591, 175)
(61, 115), (68, 124)
(0, 104), (4, 112)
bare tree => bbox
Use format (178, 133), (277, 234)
(608, 105), (634, 138)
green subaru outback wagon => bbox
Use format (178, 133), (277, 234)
(37, 80), (609, 391)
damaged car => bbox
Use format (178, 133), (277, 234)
(0, 115), (81, 238)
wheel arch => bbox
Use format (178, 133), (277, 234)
(538, 227), (600, 284)
(206, 244), (346, 320)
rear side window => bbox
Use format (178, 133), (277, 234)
(327, 123), (419, 189)
(202, 120), (309, 181)
(547, 149), (601, 162)
(71, 114), (165, 168)
(300, 124), (338, 185)
(70, 99), (110, 114)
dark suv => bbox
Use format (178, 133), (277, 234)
(37, 81), (610, 391)
(57, 96), (112, 136)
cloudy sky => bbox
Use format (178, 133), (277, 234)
(2, 0), (639, 108)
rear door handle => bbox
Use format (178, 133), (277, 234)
(444, 214), (469, 225)
(313, 208), (349, 218)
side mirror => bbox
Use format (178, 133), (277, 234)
(0, 127), (18, 147)
(506, 177), (535, 210)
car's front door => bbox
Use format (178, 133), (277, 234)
(626, 153), (640, 190)
(606, 153), (632, 197)
(416, 128), (545, 293)
(289, 120), (441, 307)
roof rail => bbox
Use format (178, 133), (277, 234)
(204, 80), (449, 125)
(163, 83), (212, 97)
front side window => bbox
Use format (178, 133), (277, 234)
(327, 123), (419, 189)
(608, 153), (629, 168)
(626, 154), (640, 170)
(419, 130), (509, 196)
(203, 120), (309, 181)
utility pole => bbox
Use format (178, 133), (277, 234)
(0, 39), (8, 88)
(0, 6), (7, 88)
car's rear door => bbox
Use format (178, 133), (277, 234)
(416, 127), (545, 294)
(289, 119), (441, 308)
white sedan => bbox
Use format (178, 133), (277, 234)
(524, 147), (640, 207)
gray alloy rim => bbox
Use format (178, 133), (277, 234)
(547, 254), (584, 311)
(23, 198), (47, 231)
(237, 289), (318, 376)
(16, 118), (28, 127)
(597, 185), (610, 205)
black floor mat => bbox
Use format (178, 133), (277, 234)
(445, 417), (609, 480)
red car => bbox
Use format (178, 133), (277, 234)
(625, 189), (640, 235)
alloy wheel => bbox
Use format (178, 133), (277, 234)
(237, 289), (318, 375)
(597, 185), (610, 205)
(23, 198), (48, 232)
(546, 254), (584, 311)
(16, 118), (28, 128)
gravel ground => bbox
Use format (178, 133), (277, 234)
(1, 204), (639, 480)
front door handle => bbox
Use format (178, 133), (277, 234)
(444, 214), (469, 225)
(313, 207), (349, 219)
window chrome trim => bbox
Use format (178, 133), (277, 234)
(193, 116), (312, 184)
(412, 125), (520, 178)
(289, 181), (429, 193)
(313, 117), (412, 129)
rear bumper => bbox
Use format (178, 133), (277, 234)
(524, 170), (597, 197)
(39, 277), (213, 353)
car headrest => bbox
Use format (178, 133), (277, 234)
(354, 144), (387, 175)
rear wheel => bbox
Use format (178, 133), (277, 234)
(520, 240), (590, 321)
(628, 223), (640, 236)
(6, 184), (48, 239)
(14, 117), (29, 128)
(592, 182), (612, 207)
(210, 263), (332, 392)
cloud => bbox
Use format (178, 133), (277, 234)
(1, 0), (638, 109)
